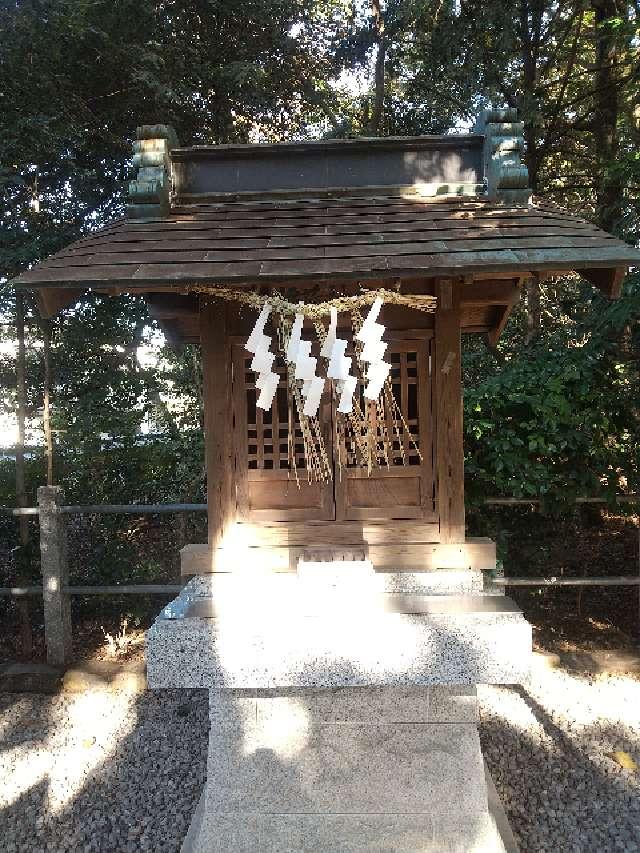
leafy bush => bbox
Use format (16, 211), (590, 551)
(464, 277), (639, 507)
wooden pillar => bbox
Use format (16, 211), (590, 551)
(38, 486), (72, 665)
(200, 300), (235, 555)
(434, 278), (465, 543)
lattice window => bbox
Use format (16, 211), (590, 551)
(339, 347), (423, 468)
(243, 354), (314, 471)
(239, 340), (428, 476)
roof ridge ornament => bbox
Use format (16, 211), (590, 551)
(475, 107), (531, 205)
(127, 124), (179, 220)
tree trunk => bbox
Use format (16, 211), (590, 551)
(518, 0), (544, 192)
(592, 0), (623, 233)
(368, 0), (385, 135)
(15, 292), (33, 659)
(42, 318), (54, 486)
(518, 0), (544, 340)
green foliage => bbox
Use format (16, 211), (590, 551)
(0, 0), (345, 285)
(0, 0), (638, 601)
(464, 274), (640, 506)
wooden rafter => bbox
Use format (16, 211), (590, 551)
(580, 266), (627, 299)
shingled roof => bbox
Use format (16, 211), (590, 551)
(13, 116), (640, 335)
(15, 194), (637, 292)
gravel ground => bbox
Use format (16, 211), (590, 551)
(0, 688), (209, 852)
(0, 665), (639, 852)
(479, 661), (640, 853)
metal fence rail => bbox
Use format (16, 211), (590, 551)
(1, 503), (207, 516)
(3, 496), (639, 515)
(495, 576), (640, 587)
(1, 488), (638, 665)
(0, 585), (182, 596)
(4, 577), (640, 597)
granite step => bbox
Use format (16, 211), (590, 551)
(146, 579), (531, 689)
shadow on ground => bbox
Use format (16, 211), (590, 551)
(480, 676), (640, 853)
(0, 687), (208, 852)
(1, 657), (640, 851)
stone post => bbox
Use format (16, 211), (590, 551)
(38, 486), (72, 665)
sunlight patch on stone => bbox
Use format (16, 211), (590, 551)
(242, 697), (311, 761)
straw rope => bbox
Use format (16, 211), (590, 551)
(190, 285), (437, 317)
(201, 284), (432, 483)
(276, 318), (332, 485)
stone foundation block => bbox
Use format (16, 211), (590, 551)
(186, 807), (505, 853)
(182, 686), (506, 853)
(146, 579), (531, 690)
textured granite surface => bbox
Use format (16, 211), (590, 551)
(184, 808), (506, 853)
(147, 607), (530, 690)
(208, 685), (479, 725)
(181, 685), (506, 853)
(205, 721), (486, 816)
(148, 572), (530, 689)
(188, 566), (484, 597)
(149, 568), (524, 852)
(378, 568), (484, 594)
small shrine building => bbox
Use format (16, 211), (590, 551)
(14, 109), (640, 579)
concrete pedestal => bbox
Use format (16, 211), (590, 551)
(146, 567), (529, 852)
(183, 686), (506, 853)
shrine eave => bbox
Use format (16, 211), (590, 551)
(11, 120), (640, 343)
(14, 197), (638, 295)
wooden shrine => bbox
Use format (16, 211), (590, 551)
(15, 109), (640, 579)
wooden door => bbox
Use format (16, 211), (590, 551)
(232, 336), (435, 524)
(334, 337), (436, 522)
(232, 344), (334, 521)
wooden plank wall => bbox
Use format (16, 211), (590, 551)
(181, 536), (496, 575)
(198, 279), (469, 560)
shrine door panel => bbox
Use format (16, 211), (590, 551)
(334, 338), (436, 522)
(232, 344), (334, 522)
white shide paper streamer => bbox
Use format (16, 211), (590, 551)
(356, 297), (391, 401)
(245, 304), (280, 411)
(244, 296), (388, 415)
